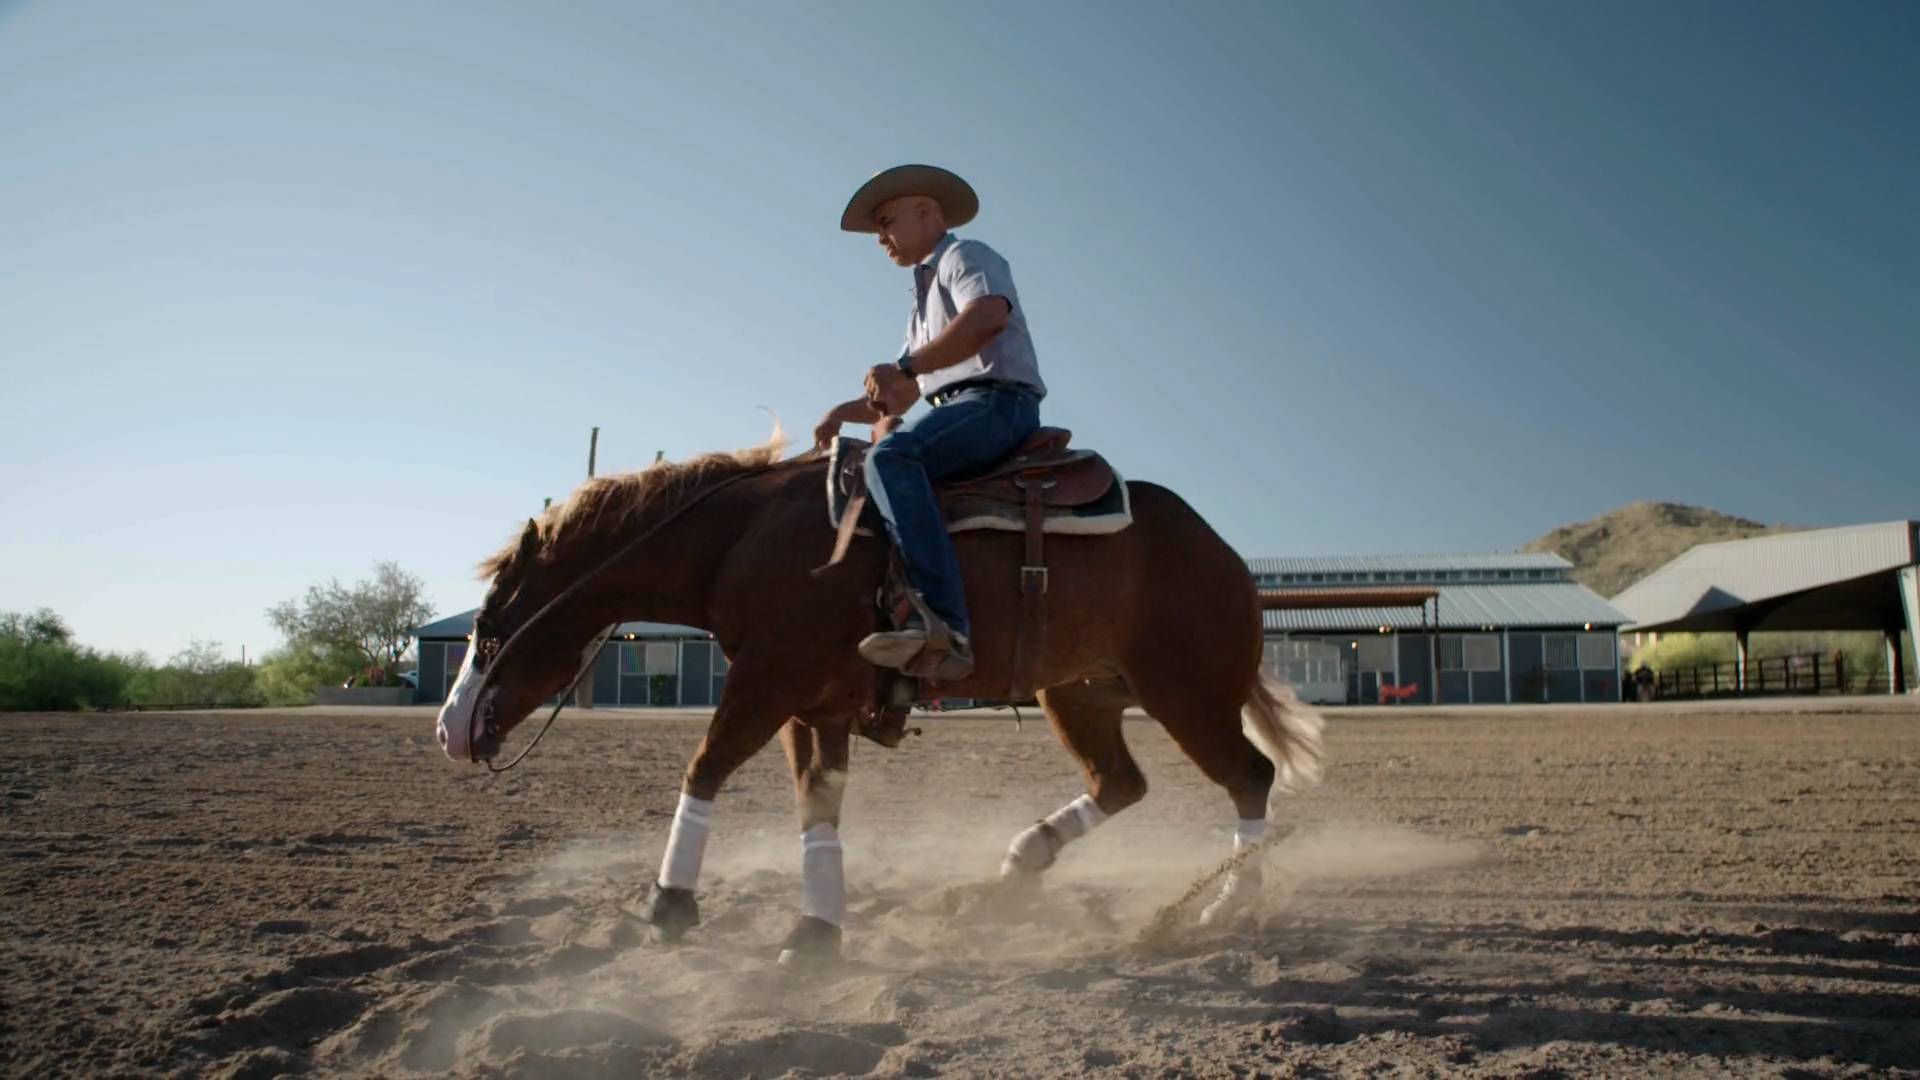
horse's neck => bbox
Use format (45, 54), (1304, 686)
(581, 479), (750, 632)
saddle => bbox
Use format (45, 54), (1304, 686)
(823, 428), (1132, 544)
(817, 427), (1132, 741)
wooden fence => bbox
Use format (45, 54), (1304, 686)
(1650, 652), (1893, 699)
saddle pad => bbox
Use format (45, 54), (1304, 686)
(827, 437), (1133, 538)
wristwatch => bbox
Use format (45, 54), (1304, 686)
(896, 350), (917, 376)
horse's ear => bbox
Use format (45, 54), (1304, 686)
(516, 518), (541, 564)
(483, 519), (543, 608)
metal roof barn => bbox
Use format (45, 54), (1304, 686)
(1248, 554), (1628, 706)
(1613, 521), (1918, 635)
(1611, 520), (1919, 694)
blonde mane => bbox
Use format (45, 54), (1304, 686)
(478, 431), (795, 579)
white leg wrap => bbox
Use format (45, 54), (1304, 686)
(799, 823), (846, 926)
(658, 792), (714, 890)
(1046, 794), (1108, 840)
(1234, 817), (1267, 852)
(1202, 818), (1269, 925)
(1004, 794), (1109, 876)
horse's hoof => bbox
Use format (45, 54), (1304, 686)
(1197, 893), (1239, 926)
(775, 915), (843, 972)
(647, 884), (701, 942)
(1198, 871), (1262, 927)
(997, 861), (1045, 892)
(1000, 819), (1063, 879)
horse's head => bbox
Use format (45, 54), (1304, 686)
(435, 518), (599, 765)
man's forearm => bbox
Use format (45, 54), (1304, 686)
(834, 398), (884, 424)
(907, 297), (1010, 374)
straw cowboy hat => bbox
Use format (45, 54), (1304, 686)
(839, 164), (979, 233)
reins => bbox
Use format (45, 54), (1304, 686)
(471, 462), (790, 771)
(484, 622), (614, 772)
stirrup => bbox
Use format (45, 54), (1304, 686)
(855, 704), (918, 748)
(904, 635), (974, 682)
(861, 588), (965, 676)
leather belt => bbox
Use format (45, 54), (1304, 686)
(926, 378), (1035, 407)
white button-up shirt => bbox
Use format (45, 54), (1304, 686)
(906, 232), (1046, 399)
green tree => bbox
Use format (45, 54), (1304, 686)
(0, 608), (74, 646)
(1628, 633), (1735, 673)
(266, 561), (434, 688)
(0, 608), (138, 711)
(255, 642), (364, 706)
(123, 641), (263, 707)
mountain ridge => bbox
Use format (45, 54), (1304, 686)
(1522, 501), (1798, 599)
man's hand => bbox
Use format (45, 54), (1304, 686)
(814, 398), (882, 451)
(865, 364), (919, 417)
(812, 413), (842, 452)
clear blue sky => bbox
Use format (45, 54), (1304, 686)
(1, 1), (1913, 661)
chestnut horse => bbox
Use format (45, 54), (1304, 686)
(433, 438), (1322, 966)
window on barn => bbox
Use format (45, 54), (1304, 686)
(1356, 636), (1394, 671)
(1545, 634), (1579, 670)
(1577, 633), (1613, 670)
(1463, 635), (1501, 670)
(1441, 634), (1500, 671)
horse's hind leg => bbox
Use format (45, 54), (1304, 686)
(1126, 668), (1289, 925)
(1002, 678), (1147, 880)
(775, 717), (852, 969)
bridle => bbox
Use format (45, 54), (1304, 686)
(462, 464), (783, 772)
(467, 622), (613, 773)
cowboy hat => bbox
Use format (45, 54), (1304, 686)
(840, 164), (978, 233)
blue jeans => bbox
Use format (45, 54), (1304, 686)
(864, 383), (1041, 640)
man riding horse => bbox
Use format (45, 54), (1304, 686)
(434, 164), (1323, 968)
(812, 164), (1045, 683)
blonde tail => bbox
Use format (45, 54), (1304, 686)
(1242, 672), (1325, 795)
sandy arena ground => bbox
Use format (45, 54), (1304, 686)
(4, 697), (1918, 1078)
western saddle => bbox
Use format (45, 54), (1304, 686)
(818, 427), (1130, 744)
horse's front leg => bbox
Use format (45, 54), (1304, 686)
(775, 716), (852, 969)
(646, 674), (790, 942)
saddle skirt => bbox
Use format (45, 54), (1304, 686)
(826, 428), (1132, 539)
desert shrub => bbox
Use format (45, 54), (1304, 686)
(255, 643), (364, 706)
(0, 609), (138, 710)
(123, 641), (264, 707)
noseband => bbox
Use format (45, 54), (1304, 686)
(466, 626), (610, 773)
(460, 463), (782, 771)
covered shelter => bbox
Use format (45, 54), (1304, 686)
(1611, 521), (1920, 693)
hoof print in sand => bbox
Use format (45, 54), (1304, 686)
(691, 1025), (902, 1078)
(475, 1008), (672, 1056)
